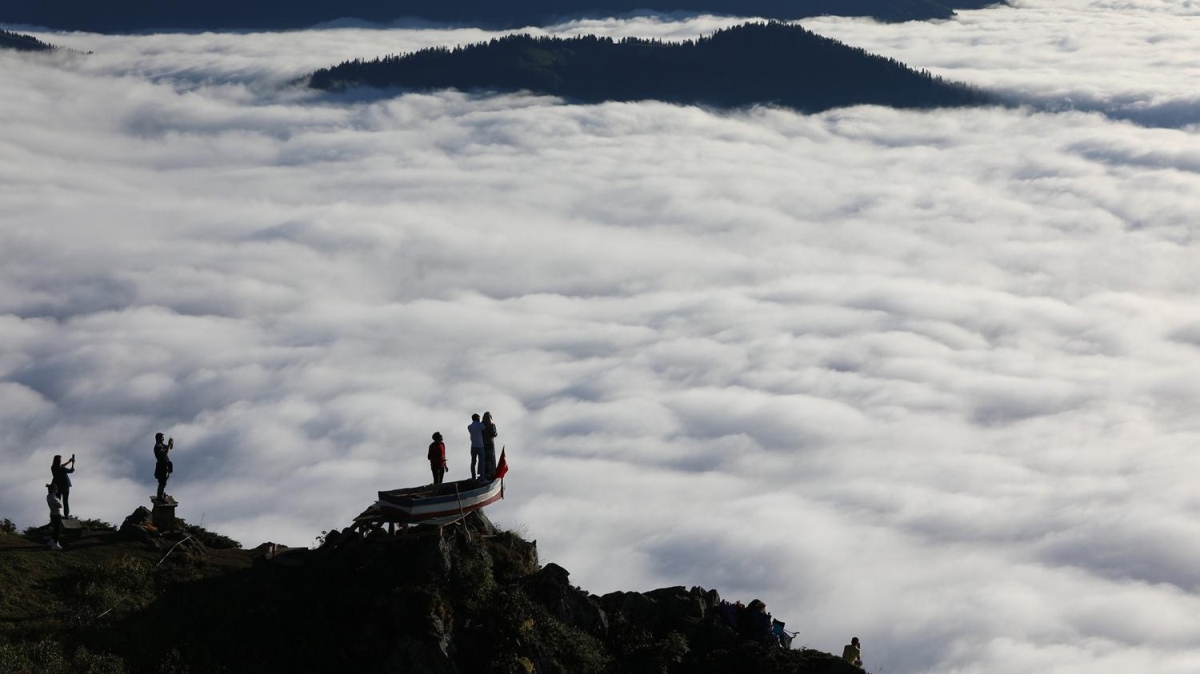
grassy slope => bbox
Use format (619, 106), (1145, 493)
(0, 524), (250, 673)
(0, 528), (248, 622)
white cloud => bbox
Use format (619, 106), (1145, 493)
(4, 3), (1200, 672)
(804, 0), (1200, 127)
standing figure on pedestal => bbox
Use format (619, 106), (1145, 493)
(153, 432), (174, 503)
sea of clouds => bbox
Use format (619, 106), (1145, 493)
(3, 0), (1200, 671)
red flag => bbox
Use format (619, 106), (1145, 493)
(495, 447), (509, 479)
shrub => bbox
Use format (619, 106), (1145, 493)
(175, 520), (241, 549)
(448, 532), (498, 614)
(64, 555), (155, 623)
(0, 638), (127, 674)
(485, 530), (540, 583)
(474, 588), (609, 674)
(0, 638), (67, 673)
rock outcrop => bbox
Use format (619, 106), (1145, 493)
(526, 562), (609, 638)
(0, 512), (866, 674)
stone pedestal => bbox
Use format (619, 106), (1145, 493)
(61, 517), (83, 540)
(152, 501), (178, 531)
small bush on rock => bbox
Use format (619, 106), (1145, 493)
(176, 520), (241, 549)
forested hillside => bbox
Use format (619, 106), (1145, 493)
(309, 22), (992, 113)
(0, 29), (55, 52)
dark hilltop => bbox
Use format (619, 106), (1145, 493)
(0, 29), (57, 52)
(0, 509), (868, 674)
(0, 0), (1005, 33)
(309, 22), (993, 113)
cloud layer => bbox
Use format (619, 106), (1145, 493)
(805, 0), (1200, 127)
(4, 3), (1200, 672)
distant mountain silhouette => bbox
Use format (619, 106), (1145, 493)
(309, 22), (993, 113)
(1, 0), (1006, 33)
(0, 29), (56, 51)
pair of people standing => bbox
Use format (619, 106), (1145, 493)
(467, 412), (498, 480)
(50, 454), (75, 518)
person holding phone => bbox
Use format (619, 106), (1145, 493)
(50, 454), (75, 518)
(842, 637), (862, 668)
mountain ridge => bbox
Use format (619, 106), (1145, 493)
(309, 22), (993, 113)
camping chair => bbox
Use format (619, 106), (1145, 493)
(772, 619), (797, 649)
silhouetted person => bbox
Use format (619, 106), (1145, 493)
(482, 411), (498, 479)
(153, 432), (174, 502)
(50, 454), (75, 518)
(468, 413), (485, 480)
(45, 483), (63, 550)
(843, 637), (862, 667)
(717, 599), (743, 629)
(739, 599), (774, 643)
(428, 432), (447, 485)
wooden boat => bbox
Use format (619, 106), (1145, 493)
(372, 477), (505, 526)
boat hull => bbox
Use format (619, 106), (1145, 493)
(375, 477), (504, 524)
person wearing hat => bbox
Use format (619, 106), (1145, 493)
(428, 432), (448, 485)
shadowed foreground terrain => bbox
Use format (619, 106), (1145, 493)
(309, 22), (991, 113)
(0, 511), (866, 674)
(0, 0), (1004, 33)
